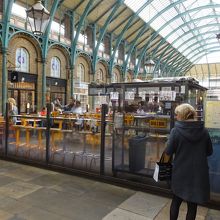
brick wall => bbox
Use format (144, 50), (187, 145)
(96, 62), (108, 83)
(85, 26), (93, 49)
(47, 47), (69, 79)
(112, 67), (121, 82)
(8, 35), (42, 110)
(8, 36), (40, 74)
(104, 36), (110, 55)
(0, 33), (123, 112)
(6, 36), (71, 110)
(64, 14), (71, 40)
(75, 56), (90, 83)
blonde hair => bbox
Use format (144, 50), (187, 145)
(175, 103), (196, 121)
(8, 98), (17, 106)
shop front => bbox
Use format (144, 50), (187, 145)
(46, 77), (67, 106)
(8, 71), (37, 114)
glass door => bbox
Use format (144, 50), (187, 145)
(20, 90), (35, 113)
(8, 82), (36, 114)
(8, 90), (35, 114)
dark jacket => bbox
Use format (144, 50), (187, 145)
(165, 120), (213, 204)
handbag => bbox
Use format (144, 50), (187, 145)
(153, 152), (172, 182)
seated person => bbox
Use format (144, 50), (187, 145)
(137, 101), (145, 114)
(143, 97), (153, 113)
(72, 100), (83, 114)
(53, 97), (63, 112)
(40, 107), (47, 116)
(63, 98), (76, 112)
(152, 96), (159, 112)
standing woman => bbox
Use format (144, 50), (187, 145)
(8, 98), (18, 124)
(165, 103), (213, 220)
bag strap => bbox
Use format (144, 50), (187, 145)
(160, 152), (172, 163)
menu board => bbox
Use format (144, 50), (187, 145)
(125, 91), (135, 100)
(138, 87), (160, 93)
(205, 101), (220, 128)
(88, 87), (106, 96)
(110, 92), (119, 100)
(159, 91), (176, 101)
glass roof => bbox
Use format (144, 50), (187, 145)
(124, 0), (220, 64)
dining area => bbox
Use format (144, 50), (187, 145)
(6, 110), (113, 174)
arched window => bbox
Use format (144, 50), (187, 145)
(51, 57), (61, 77)
(112, 72), (119, 83)
(77, 63), (85, 82)
(16, 48), (29, 72)
(96, 68), (104, 82)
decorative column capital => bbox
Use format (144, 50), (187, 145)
(0, 47), (8, 54)
(35, 58), (47, 63)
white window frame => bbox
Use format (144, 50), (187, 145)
(51, 57), (61, 78)
(16, 48), (29, 72)
(96, 68), (104, 82)
(77, 63), (85, 82)
(112, 72), (119, 83)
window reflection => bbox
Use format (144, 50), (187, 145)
(16, 48), (29, 72)
(51, 57), (61, 78)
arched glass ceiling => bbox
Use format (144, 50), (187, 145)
(124, 0), (220, 64)
(197, 51), (220, 64)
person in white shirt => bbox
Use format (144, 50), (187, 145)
(72, 100), (83, 114)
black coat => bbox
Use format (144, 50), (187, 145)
(165, 120), (213, 204)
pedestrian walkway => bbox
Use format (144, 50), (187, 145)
(0, 159), (219, 220)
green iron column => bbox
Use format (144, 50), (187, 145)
(41, 0), (60, 107)
(41, 58), (47, 106)
(91, 23), (96, 110)
(1, 47), (7, 114)
(70, 0), (94, 97)
(70, 67), (74, 97)
(1, 0), (14, 115)
(70, 10), (75, 97)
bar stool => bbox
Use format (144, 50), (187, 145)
(50, 128), (62, 161)
(71, 131), (93, 168)
(35, 127), (46, 159)
(11, 125), (25, 155)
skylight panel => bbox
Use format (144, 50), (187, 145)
(184, 44), (204, 55)
(161, 8), (178, 22)
(174, 28), (184, 38)
(167, 33), (180, 44)
(212, 0), (220, 4)
(181, 33), (194, 42)
(197, 51), (220, 64)
(170, 19), (185, 31)
(139, 6), (157, 23)
(124, 0), (146, 13)
(214, 8), (220, 13)
(124, 0), (220, 64)
(191, 8), (212, 19)
(151, 17), (167, 29)
(208, 38), (218, 44)
(12, 3), (26, 19)
(160, 26), (173, 37)
(151, 0), (170, 10)
(181, 1), (196, 10)
(174, 41), (183, 48)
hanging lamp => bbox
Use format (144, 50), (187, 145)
(26, 0), (50, 35)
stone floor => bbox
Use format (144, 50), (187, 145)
(0, 159), (219, 220)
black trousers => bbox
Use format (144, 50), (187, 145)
(170, 194), (197, 220)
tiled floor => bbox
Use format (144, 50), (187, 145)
(0, 159), (219, 220)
